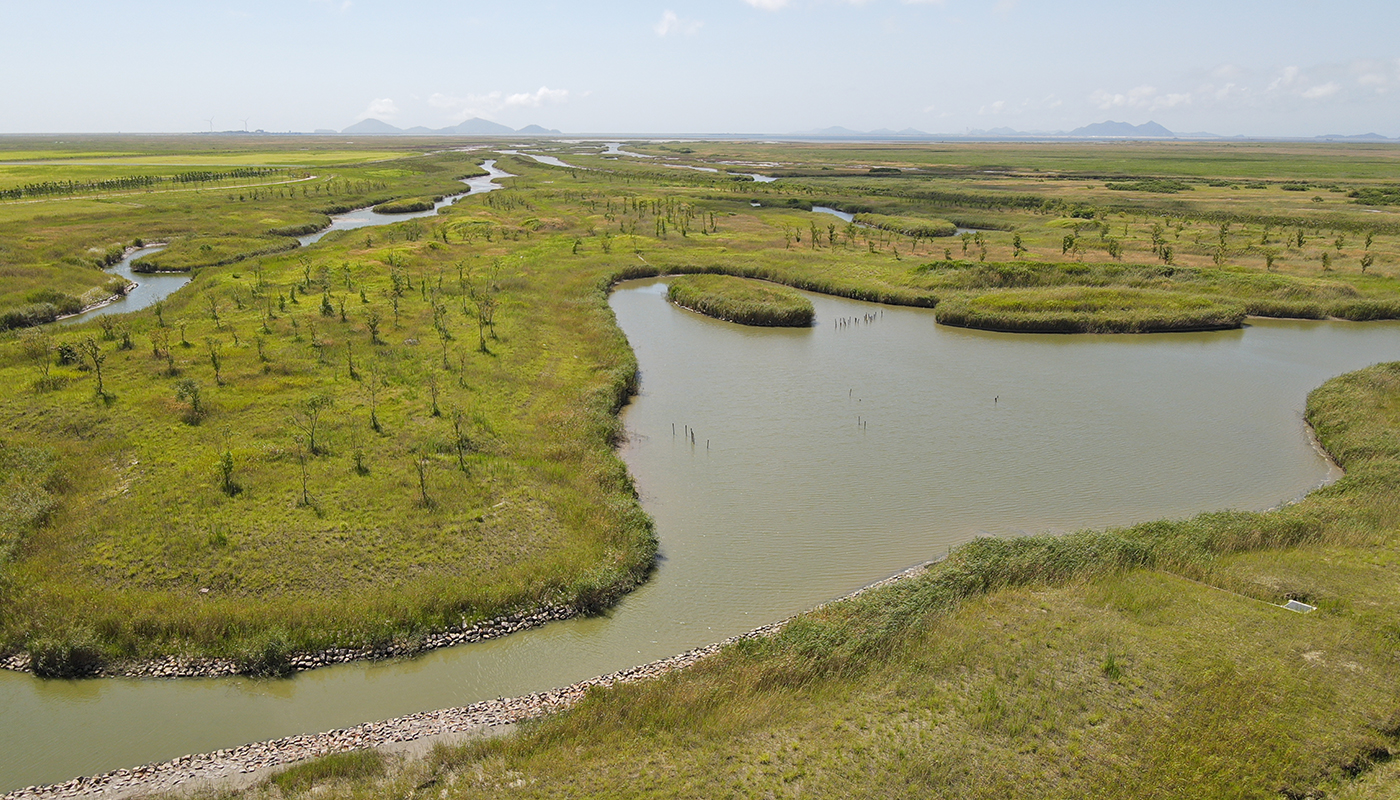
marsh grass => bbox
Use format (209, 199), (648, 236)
(372, 198), (439, 214)
(852, 211), (957, 238)
(666, 274), (814, 327)
(6, 137), (1400, 681)
(130, 236), (300, 273)
(934, 287), (1247, 333)
(268, 749), (385, 795)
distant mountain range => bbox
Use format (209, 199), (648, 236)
(797, 120), (1181, 139)
(327, 118), (1393, 141)
(793, 120), (1396, 142)
(341, 118), (560, 135)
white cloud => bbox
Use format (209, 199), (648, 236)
(978, 100), (1006, 115)
(743, 0), (791, 9)
(1090, 85), (1191, 111)
(655, 10), (702, 36)
(505, 86), (570, 108)
(1267, 66), (1300, 92)
(358, 98), (398, 120)
(428, 87), (570, 123)
(1302, 82), (1340, 99)
(309, 0), (352, 11)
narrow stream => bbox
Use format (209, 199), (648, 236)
(296, 159), (511, 246)
(812, 205), (982, 236)
(56, 246), (185, 326)
(54, 161), (511, 328)
(5, 281), (1398, 791)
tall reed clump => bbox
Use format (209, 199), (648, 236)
(666, 274), (815, 327)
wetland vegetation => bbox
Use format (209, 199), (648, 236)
(666, 274), (814, 326)
(4, 134), (1400, 797)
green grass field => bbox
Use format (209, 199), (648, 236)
(5, 136), (1400, 795)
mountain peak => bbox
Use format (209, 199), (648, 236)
(342, 118), (402, 134)
(1068, 120), (1174, 138)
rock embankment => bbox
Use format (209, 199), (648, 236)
(4, 560), (935, 800)
(1, 606), (580, 678)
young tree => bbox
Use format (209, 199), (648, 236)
(413, 450), (433, 508)
(365, 308), (383, 345)
(218, 448), (240, 496)
(290, 394), (334, 455)
(450, 410), (473, 473)
(206, 293), (222, 329)
(206, 337), (224, 385)
(20, 329), (53, 385)
(79, 337), (108, 400)
(364, 368), (384, 433)
(427, 370), (442, 417)
(175, 379), (204, 423)
(345, 340), (359, 381)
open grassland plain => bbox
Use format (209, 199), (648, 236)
(153, 360), (1400, 799)
(3, 138), (1400, 671)
(666, 274), (815, 326)
(0, 136), (486, 329)
(4, 138), (1400, 798)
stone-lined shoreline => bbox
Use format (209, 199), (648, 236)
(3, 560), (936, 800)
(1, 604), (583, 678)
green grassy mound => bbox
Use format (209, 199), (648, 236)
(372, 198), (438, 214)
(130, 236), (299, 273)
(667, 274), (815, 327)
(934, 287), (1247, 333)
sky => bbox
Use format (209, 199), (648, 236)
(4, 0), (1399, 137)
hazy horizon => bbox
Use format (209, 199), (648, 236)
(5, 0), (1398, 138)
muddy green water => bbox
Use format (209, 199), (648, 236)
(3, 280), (1398, 790)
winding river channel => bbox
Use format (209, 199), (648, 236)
(7, 253), (1400, 788)
(55, 161), (511, 329)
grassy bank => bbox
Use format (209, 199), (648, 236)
(209, 361), (1400, 798)
(666, 274), (815, 327)
(853, 211), (958, 238)
(129, 236), (300, 273)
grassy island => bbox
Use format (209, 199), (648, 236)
(666, 274), (815, 327)
(372, 197), (439, 214)
(934, 287), (1247, 333)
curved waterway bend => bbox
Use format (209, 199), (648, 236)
(5, 281), (1400, 789)
(56, 245), (186, 326)
(56, 161), (512, 328)
(296, 159), (511, 246)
